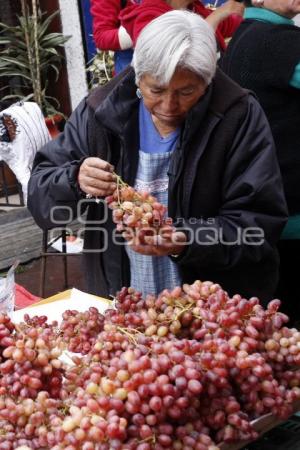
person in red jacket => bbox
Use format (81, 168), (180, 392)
(90, 0), (141, 74)
(120, 0), (243, 52)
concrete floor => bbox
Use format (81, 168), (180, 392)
(0, 193), (86, 300)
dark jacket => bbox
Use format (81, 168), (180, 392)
(220, 20), (300, 214)
(28, 68), (288, 304)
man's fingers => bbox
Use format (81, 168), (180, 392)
(172, 231), (187, 244)
(84, 176), (116, 191)
(78, 157), (117, 196)
(84, 157), (115, 173)
(123, 230), (187, 246)
(84, 167), (116, 182)
(122, 230), (135, 243)
(85, 185), (115, 198)
(144, 234), (164, 246)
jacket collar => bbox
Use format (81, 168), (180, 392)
(87, 67), (139, 136)
(244, 7), (294, 26)
(210, 68), (249, 115)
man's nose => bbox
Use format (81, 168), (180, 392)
(161, 93), (178, 113)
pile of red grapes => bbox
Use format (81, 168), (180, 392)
(0, 280), (300, 450)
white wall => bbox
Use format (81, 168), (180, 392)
(58, 0), (88, 111)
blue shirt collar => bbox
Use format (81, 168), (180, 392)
(244, 7), (294, 26)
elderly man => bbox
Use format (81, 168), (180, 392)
(28, 10), (287, 303)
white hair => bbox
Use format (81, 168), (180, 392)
(132, 10), (217, 86)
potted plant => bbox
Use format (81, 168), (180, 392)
(0, 0), (70, 133)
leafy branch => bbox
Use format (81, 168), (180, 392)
(0, 0), (70, 116)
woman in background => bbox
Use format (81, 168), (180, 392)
(119, 0), (244, 52)
(220, 0), (300, 324)
(90, 0), (140, 74)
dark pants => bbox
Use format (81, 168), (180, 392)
(275, 240), (300, 328)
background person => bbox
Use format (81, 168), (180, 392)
(219, 0), (300, 322)
(119, 0), (244, 52)
(90, 0), (140, 74)
(28, 10), (287, 303)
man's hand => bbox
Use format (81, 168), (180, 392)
(78, 157), (117, 197)
(123, 226), (187, 257)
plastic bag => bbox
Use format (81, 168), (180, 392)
(0, 261), (19, 315)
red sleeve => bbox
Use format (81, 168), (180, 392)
(119, 4), (140, 41)
(90, 0), (122, 51)
(216, 14), (243, 39)
(133, 11), (161, 44)
(131, 4), (171, 44)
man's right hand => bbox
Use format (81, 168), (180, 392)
(78, 157), (117, 197)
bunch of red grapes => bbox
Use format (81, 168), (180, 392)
(0, 322), (63, 401)
(105, 176), (171, 243)
(59, 307), (105, 355)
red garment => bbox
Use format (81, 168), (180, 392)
(15, 283), (40, 309)
(120, 0), (242, 51)
(91, 0), (139, 51)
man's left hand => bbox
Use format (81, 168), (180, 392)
(123, 227), (187, 257)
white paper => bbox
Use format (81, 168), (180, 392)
(50, 237), (83, 254)
(12, 288), (112, 324)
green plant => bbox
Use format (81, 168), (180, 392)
(87, 50), (114, 89)
(0, 0), (70, 116)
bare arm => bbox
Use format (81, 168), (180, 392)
(206, 0), (244, 31)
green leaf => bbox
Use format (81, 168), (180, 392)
(0, 7), (71, 117)
(41, 34), (69, 47)
(37, 11), (59, 38)
(21, 93), (35, 101)
(0, 71), (33, 81)
(42, 47), (60, 56)
(48, 63), (60, 81)
(0, 56), (30, 69)
(1, 93), (24, 101)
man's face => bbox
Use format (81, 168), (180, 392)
(139, 68), (207, 131)
(262, 0), (300, 17)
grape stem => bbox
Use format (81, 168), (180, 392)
(139, 434), (156, 444)
(114, 173), (125, 206)
(113, 172), (153, 207)
(58, 404), (70, 416)
(174, 303), (195, 322)
(116, 326), (143, 345)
